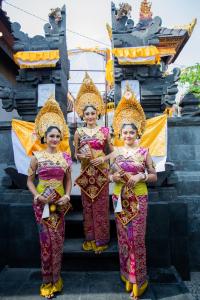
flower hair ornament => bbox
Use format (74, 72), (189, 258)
(34, 95), (69, 141)
(74, 72), (105, 118)
(112, 83), (146, 138)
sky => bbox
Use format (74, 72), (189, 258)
(2, 0), (200, 68)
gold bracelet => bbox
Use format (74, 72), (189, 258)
(64, 194), (70, 200)
(34, 194), (40, 203)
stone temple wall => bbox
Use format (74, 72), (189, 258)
(168, 117), (200, 270)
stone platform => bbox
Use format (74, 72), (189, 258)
(0, 267), (193, 300)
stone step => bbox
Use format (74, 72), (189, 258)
(172, 160), (200, 171)
(178, 195), (200, 202)
(0, 267), (193, 299)
(176, 183), (200, 196)
(62, 234), (173, 272)
(170, 171), (200, 195)
(175, 171), (200, 179)
(0, 189), (161, 207)
(62, 238), (119, 271)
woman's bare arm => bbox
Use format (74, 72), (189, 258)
(145, 153), (157, 183)
(65, 168), (72, 196)
(27, 156), (39, 197)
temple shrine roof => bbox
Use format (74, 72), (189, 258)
(157, 18), (197, 63)
(111, 1), (197, 65)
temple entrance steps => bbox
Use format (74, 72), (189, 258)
(170, 171), (200, 195)
(171, 160), (200, 172)
(0, 267), (194, 299)
(0, 187), (190, 279)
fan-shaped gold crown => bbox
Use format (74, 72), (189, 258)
(113, 83), (146, 137)
(35, 95), (68, 140)
(75, 72), (105, 118)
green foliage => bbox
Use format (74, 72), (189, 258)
(180, 63), (200, 97)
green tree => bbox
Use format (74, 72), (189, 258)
(180, 63), (200, 98)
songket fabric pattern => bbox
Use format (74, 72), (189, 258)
(77, 126), (110, 246)
(32, 151), (72, 284)
(112, 147), (148, 288)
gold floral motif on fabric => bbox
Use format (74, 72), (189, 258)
(86, 166), (96, 177)
(87, 185), (99, 200)
(96, 174), (107, 187)
(116, 189), (139, 226)
(75, 164), (108, 202)
(116, 148), (145, 166)
(78, 127), (105, 144)
(78, 175), (88, 188)
(34, 151), (69, 173)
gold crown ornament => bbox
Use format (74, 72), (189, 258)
(75, 72), (105, 118)
(112, 83), (146, 137)
(35, 95), (69, 140)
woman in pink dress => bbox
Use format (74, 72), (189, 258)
(109, 86), (157, 299)
(74, 73), (113, 253)
(27, 96), (72, 299)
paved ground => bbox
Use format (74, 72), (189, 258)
(185, 273), (200, 300)
(0, 269), (150, 300)
(0, 268), (198, 300)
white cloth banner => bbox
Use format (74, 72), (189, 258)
(11, 130), (31, 175)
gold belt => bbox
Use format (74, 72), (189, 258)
(39, 179), (63, 189)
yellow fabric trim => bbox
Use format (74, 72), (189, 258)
(106, 59), (114, 85)
(113, 181), (148, 197)
(36, 180), (65, 196)
(14, 50), (59, 62)
(17, 63), (57, 69)
(13, 50), (59, 69)
(113, 114), (167, 157)
(112, 46), (159, 58)
(12, 119), (71, 157)
(112, 46), (160, 65)
(117, 58), (160, 65)
(140, 114), (167, 156)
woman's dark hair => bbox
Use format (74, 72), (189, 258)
(41, 126), (62, 144)
(121, 123), (137, 131)
(82, 105), (101, 120)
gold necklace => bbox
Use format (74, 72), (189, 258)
(123, 146), (138, 157)
(84, 126), (99, 136)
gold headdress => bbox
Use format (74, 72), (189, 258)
(75, 72), (105, 118)
(35, 95), (68, 140)
(113, 84), (146, 137)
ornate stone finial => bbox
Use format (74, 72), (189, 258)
(49, 7), (62, 24)
(106, 23), (112, 40)
(116, 3), (132, 20)
(139, 0), (153, 21)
